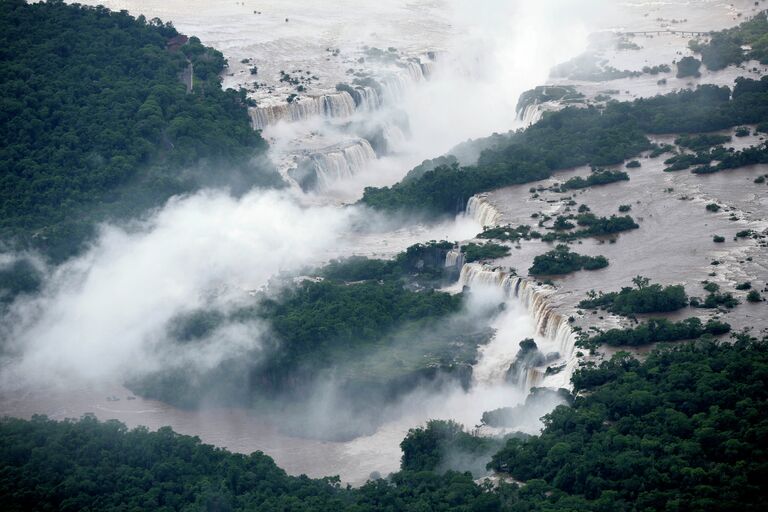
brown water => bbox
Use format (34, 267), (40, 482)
(3, 0), (765, 486)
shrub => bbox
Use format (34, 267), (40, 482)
(676, 56), (702, 78)
(529, 245), (608, 275)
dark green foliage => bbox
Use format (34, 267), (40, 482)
(578, 279), (688, 316)
(0, 0), (278, 261)
(400, 420), (504, 475)
(541, 214), (639, 243)
(691, 143), (768, 174)
(676, 56), (702, 78)
(583, 317), (731, 347)
(641, 64), (671, 75)
(747, 290), (763, 302)
(320, 241), (454, 284)
(689, 11), (768, 70)
(403, 155), (459, 182)
(259, 280), (461, 360)
(361, 104), (652, 215)
(490, 338), (768, 510)
(0, 415), (502, 511)
(625, 159), (641, 168)
(649, 143), (675, 157)
(0, 259), (42, 306)
(553, 216), (575, 230)
(362, 78), (768, 217)
(713, 235), (726, 243)
(675, 133), (732, 151)
(321, 255), (398, 282)
(529, 245), (608, 276)
(735, 126), (751, 137)
(703, 282), (720, 293)
(706, 203), (721, 212)
(461, 242), (511, 263)
(664, 151), (713, 171)
(618, 204), (631, 212)
(132, 240), (491, 420)
(476, 224), (532, 242)
(559, 169), (629, 190)
(515, 85), (585, 115)
(736, 282), (752, 290)
(691, 291), (740, 309)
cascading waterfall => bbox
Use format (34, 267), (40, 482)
(355, 86), (381, 111)
(519, 103), (543, 126)
(444, 247), (465, 270)
(466, 195), (502, 227)
(251, 56), (432, 130)
(404, 60), (425, 81)
(381, 123), (407, 153)
(309, 139), (378, 189)
(250, 91), (358, 129)
(420, 60), (435, 77)
(459, 263), (578, 392)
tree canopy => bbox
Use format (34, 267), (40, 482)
(0, 0), (279, 261)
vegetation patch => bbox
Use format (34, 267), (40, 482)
(461, 242), (511, 263)
(0, 0), (279, 261)
(578, 276), (688, 316)
(529, 245), (609, 276)
(689, 11), (768, 70)
(582, 317), (730, 347)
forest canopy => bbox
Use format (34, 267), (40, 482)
(361, 78), (768, 217)
(0, 0), (279, 261)
(4, 337), (767, 511)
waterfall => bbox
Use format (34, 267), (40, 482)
(308, 139), (377, 189)
(355, 86), (381, 111)
(381, 123), (407, 153)
(251, 55), (433, 130)
(459, 263), (578, 391)
(403, 61), (426, 82)
(519, 103), (543, 126)
(444, 247), (465, 269)
(466, 195), (502, 227)
(420, 61), (435, 78)
(250, 91), (358, 129)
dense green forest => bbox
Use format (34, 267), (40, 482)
(578, 276), (688, 316)
(400, 419), (509, 475)
(0, 414), (499, 512)
(581, 317), (731, 348)
(361, 78), (768, 217)
(0, 0), (279, 261)
(4, 338), (767, 511)
(558, 169), (629, 191)
(489, 337), (768, 511)
(689, 11), (768, 69)
(135, 278), (478, 407)
(528, 245), (608, 275)
(541, 213), (639, 242)
(461, 242), (511, 262)
(319, 240), (456, 284)
(133, 243), (494, 431)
